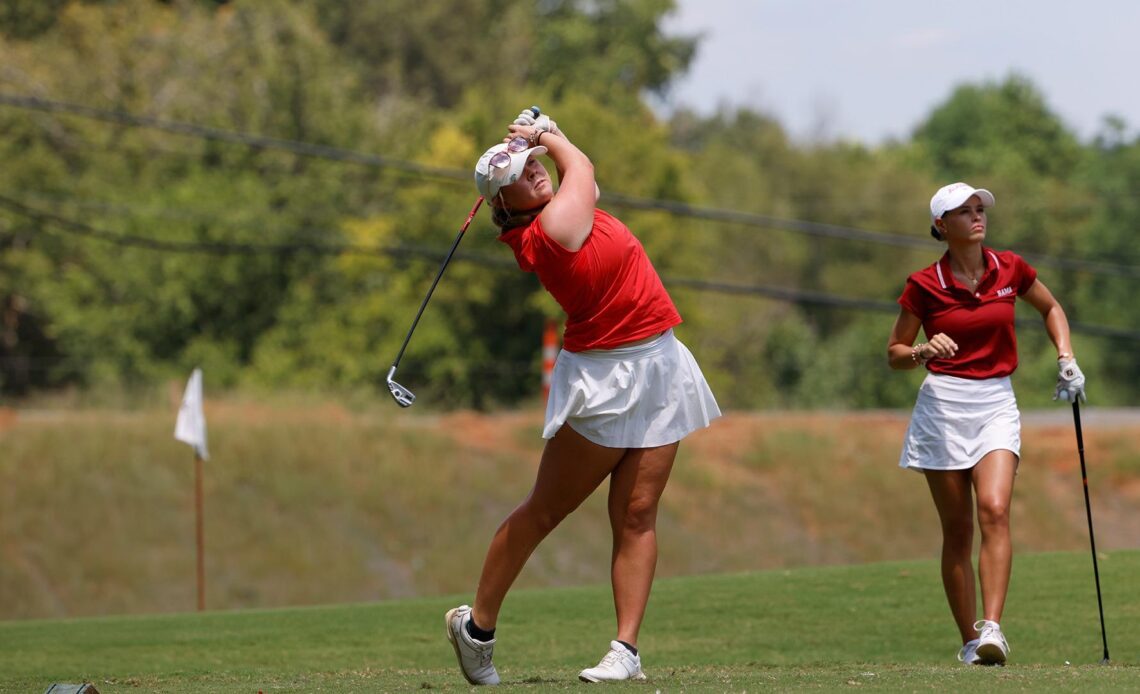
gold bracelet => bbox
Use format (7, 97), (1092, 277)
(911, 344), (928, 366)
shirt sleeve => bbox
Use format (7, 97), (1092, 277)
(1012, 253), (1038, 295)
(507, 218), (565, 272)
(898, 277), (927, 319)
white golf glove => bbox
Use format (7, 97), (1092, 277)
(1054, 357), (1087, 403)
(536, 114), (562, 137)
(513, 108), (538, 126)
(512, 109), (562, 138)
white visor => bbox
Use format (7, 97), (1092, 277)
(474, 142), (547, 198)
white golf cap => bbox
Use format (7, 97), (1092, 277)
(930, 182), (995, 223)
(474, 141), (547, 198)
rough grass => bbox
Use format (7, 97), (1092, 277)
(1, 401), (1138, 620)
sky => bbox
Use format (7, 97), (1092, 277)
(660, 0), (1140, 145)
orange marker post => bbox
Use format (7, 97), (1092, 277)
(542, 319), (558, 403)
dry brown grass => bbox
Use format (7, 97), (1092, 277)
(2, 402), (1137, 620)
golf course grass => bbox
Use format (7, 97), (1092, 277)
(3, 550), (1136, 692)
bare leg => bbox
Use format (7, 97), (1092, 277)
(971, 449), (1018, 623)
(607, 442), (678, 646)
(471, 425), (624, 630)
(924, 468), (979, 644)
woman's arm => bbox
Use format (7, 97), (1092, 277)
(512, 111), (600, 199)
(1021, 279), (1074, 359)
(887, 309), (925, 370)
(547, 139), (601, 203)
(886, 308), (958, 369)
(507, 123), (596, 251)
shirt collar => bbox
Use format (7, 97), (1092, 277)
(935, 247), (1001, 290)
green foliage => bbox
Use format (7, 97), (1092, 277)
(308, 0), (535, 110)
(1066, 135), (1140, 395)
(914, 74), (1083, 181)
(0, 0), (70, 39)
(530, 0), (697, 100)
(0, 0), (1135, 407)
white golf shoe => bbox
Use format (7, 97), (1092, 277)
(445, 605), (500, 685)
(578, 640), (647, 683)
(974, 620), (1009, 666)
(957, 638), (981, 665)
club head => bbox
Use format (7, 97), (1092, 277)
(387, 379), (416, 407)
(386, 366), (416, 407)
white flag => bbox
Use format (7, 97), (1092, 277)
(174, 368), (209, 460)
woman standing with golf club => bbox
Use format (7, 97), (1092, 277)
(886, 182), (1086, 666)
(444, 110), (720, 686)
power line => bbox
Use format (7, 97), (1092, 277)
(0, 93), (463, 182)
(666, 275), (1140, 340)
(0, 192), (510, 262)
(4, 193), (1140, 341)
(0, 193), (958, 308)
(603, 193), (1140, 279)
(667, 276), (899, 312)
(4, 93), (1140, 278)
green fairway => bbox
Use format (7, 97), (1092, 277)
(2, 551), (1136, 692)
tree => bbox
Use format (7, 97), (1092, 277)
(529, 0), (697, 101)
(0, 0), (70, 39)
(308, 0), (696, 109)
(913, 74), (1082, 181)
(0, 0), (381, 388)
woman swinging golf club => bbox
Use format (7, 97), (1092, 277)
(887, 182), (1086, 666)
(444, 109), (720, 685)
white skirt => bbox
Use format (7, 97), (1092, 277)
(899, 373), (1021, 471)
(543, 329), (721, 448)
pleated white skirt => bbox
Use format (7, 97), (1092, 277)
(543, 329), (721, 448)
(899, 373), (1021, 471)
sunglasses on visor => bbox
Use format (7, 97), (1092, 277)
(488, 136), (531, 170)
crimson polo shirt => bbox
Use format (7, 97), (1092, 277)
(898, 248), (1038, 379)
(498, 208), (681, 352)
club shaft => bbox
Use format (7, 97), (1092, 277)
(390, 197), (484, 372)
(1073, 401), (1110, 662)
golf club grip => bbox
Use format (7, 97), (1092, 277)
(390, 197), (485, 370)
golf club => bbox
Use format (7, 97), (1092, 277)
(386, 106), (542, 406)
(1071, 400), (1110, 664)
(386, 196), (484, 407)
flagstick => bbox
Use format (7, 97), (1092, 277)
(194, 452), (205, 612)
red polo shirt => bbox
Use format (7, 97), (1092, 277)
(498, 208), (682, 352)
(898, 248), (1038, 379)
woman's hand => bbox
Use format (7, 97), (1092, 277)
(919, 333), (958, 362)
(1054, 357), (1087, 402)
(513, 108), (538, 127)
(506, 123), (543, 147)
(512, 109), (563, 138)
